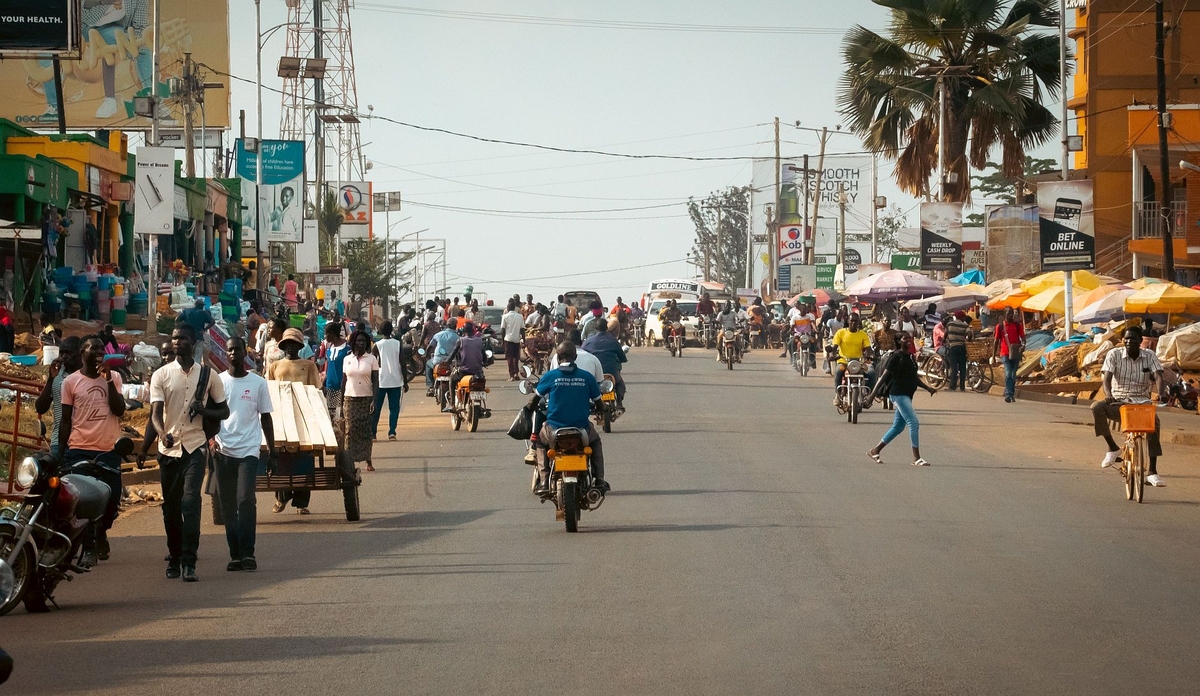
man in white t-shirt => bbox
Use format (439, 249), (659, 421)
(786, 301), (818, 367)
(214, 337), (274, 572)
(371, 320), (409, 441)
(500, 299), (525, 380)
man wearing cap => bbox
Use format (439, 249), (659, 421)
(266, 328), (322, 514)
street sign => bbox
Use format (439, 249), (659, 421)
(158, 129), (223, 149)
(373, 191), (401, 212)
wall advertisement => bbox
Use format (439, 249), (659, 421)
(235, 139), (305, 246)
(0, 0), (81, 56)
(778, 224), (805, 265)
(919, 202), (963, 272)
(1038, 180), (1095, 271)
(134, 146), (174, 236)
(0, 0), (230, 129)
(338, 181), (372, 239)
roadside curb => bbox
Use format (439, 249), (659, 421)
(122, 464), (160, 486)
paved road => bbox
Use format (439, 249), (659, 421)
(6, 346), (1200, 694)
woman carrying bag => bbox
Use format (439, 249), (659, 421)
(866, 331), (937, 467)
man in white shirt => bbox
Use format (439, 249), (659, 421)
(550, 346), (605, 384)
(499, 299), (525, 380)
(214, 337), (274, 572)
(786, 301), (817, 366)
(1093, 325), (1167, 486)
(371, 320), (409, 441)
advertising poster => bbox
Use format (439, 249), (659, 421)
(1038, 180), (1095, 271)
(338, 181), (373, 239)
(0, 0), (80, 55)
(0, 0), (230, 130)
(235, 139), (305, 245)
(789, 265), (817, 294)
(806, 155), (873, 236)
(778, 224), (805, 265)
(920, 202), (963, 272)
(134, 146), (174, 236)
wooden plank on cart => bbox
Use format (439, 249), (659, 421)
(305, 384), (340, 453)
(292, 384), (325, 451)
(274, 380), (300, 452)
(287, 382), (315, 451)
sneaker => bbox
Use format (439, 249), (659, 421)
(95, 97), (118, 119)
(227, 560), (244, 572)
(80, 549), (99, 568)
(524, 450), (537, 465)
(241, 557), (258, 571)
(533, 483), (549, 496)
(1100, 450), (1121, 468)
(1147, 474), (1166, 487)
(272, 501), (286, 513)
(388, 434), (396, 441)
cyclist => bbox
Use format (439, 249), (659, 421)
(1092, 325), (1168, 487)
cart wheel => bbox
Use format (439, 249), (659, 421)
(343, 483), (361, 522)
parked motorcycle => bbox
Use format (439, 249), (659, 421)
(593, 372), (621, 433)
(0, 438), (134, 615)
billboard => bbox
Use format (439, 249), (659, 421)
(1038, 180), (1095, 271)
(778, 224), (805, 265)
(985, 205), (1039, 281)
(134, 146), (174, 236)
(0, 0), (81, 57)
(920, 202), (963, 272)
(338, 181), (372, 229)
(0, 0), (230, 130)
(806, 155), (873, 236)
(235, 139), (304, 245)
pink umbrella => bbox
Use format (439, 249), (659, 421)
(845, 270), (942, 302)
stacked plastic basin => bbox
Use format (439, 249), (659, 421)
(111, 281), (127, 326)
(219, 278), (242, 324)
(129, 291), (148, 316)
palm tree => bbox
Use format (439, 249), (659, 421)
(838, 0), (1066, 202)
(309, 188), (343, 267)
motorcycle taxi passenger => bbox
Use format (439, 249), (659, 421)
(529, 342), (609, 495)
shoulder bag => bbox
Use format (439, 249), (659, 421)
(193, 365), (222, 439)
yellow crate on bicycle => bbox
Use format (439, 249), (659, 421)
(1119, 403), (1157, 433)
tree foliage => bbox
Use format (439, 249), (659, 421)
(309, 189), (344, 268)
(838, 0), (1066, 202)
(972, 156), (1056, 204)
(341, 237), (415, 310)
(687, 187), (749, 289)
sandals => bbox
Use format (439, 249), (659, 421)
(867, 451), (883, 464)
(911, 458), (930, 467)
(365, 463), (376, 471)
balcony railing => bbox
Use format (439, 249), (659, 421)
(1134, 201), (1188, 239)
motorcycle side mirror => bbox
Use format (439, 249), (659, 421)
(521, 365), (533, 378)
(485, 350), (494, 359)
(0, 559), (13, 605)
(517, 380), (530, 395)
(622, 345), (630, 354)
(114, 437), (135, 457)
(417, 348), (427, 356)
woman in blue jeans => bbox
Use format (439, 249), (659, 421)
(866, 332), (938, 466)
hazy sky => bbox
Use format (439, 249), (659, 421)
(223, 0), (1003, 305)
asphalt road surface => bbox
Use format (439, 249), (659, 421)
(6, 346), (1200, 694)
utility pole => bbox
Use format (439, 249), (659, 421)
(937, 73), (947, 201)
(772, 117), (780, 294)
(182, 53), (196, 178)
(147, 0), (161, 337)
(870, 154), (879, 263)
(838, 183), (847, 282)
(1155, 0), (1175, 281)
(809, 128), (830, 266)
(716, 205), (724, 287)
(802, 154), (811, 265)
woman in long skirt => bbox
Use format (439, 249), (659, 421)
(340, 330), (380, 471)
(865, 331), (937, 466)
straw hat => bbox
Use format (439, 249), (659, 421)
(280, 327), (306, 349)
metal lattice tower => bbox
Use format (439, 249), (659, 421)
(279, 0), (365, 197)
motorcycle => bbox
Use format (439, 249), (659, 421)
(450, 354), (493, 432)
(664, 322), (684, 357)
(518, 379), (611, 533)
(748, 323), (764, 351)
(632, 317), (646, 347)
(419, 349), (455, 411)
(836, 359), (869, 424)
(524, 329), (554, 377)
(720, 325), (743, 370)
(700, 315), (717, 350)
(593, 372), (622, 433)
(916, 346), (946, 390)
(793, 332), (815, 376)
(0, 438), (134, 615)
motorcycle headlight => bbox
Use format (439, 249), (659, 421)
(15, 456), (40, 489)
(599, 379), (615, 394)
(847, 360), (864, 375)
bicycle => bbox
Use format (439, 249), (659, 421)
(1116, 401), (1156, 503)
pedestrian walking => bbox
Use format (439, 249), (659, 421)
(319, 321), (350, 422)
(866, 331), (937, 466)
(500, 299), (524, 380)
(341, 330), (380, 471)
(149, 325), (229, 582)
(214, 337), (274, 572)
(923, 303), (941, 336)
(992, 307), (1026, 402)
(945, 311), (972, 391)
(371, 321), (408, 441)
(57, 335), (126, 567)
(267, 328), (323, 514)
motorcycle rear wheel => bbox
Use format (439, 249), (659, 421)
(469, 404), (481, 433)
(561, 480), (579, 533)
(602, 409), (612, 433)
(0, 528), (37, 616)
(451, 400), (462, 430)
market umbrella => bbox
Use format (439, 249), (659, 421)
(947, 269), (986, 286)
(1074, 283), (1129, 309)
(984, 278), (1022, 299)
(902, 284), (987, 314)
(987, 288), (1030, 310)
(1020, 270), (1103, 295)
(1021, 285), (1089, 315)
(1123, 282), (1200, 314)
(1127, 277), (1167, 290)
(1075, 288), (1137, 324)
(844, 270), (942, 302)
(789, 288), (846, 306)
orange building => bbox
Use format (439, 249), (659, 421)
(1068, 0), (1200, 283)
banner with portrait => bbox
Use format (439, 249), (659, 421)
(235, 139), (305, 246)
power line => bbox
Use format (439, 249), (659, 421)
(355, 4), (846, 35)
(403, 199), (688, 221)
(443, 257), (690, 285)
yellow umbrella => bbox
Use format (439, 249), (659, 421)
(987, 288), (1030, 310)
(1127, 277), (1167, 290)
(1020, 270), (1103, 295)
(1074, 283), (1129, 309)
(1020, 285), (1088, 314)
(1123, 282), (1200, 314)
